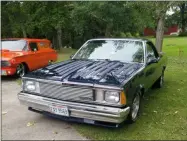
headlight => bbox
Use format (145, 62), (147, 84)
(1, 61), (11, 67)
(105, 91), (120, 103)
(23, 80), (40, 93)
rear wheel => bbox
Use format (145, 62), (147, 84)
(48, 60), (53, 65)
(127, 90), (141, 123)
(16, 63), (26, 77)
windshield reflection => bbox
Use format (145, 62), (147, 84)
(73, 40), (144, 63)
(1, 40), (27, 51)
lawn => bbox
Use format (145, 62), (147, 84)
(58, 37), (187, 140)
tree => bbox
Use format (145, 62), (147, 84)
(1, 1), (13, 38)
(179, 2), (187, 33)
(155, 2), (172, 52)
(1, 1), (182, 50)
(5, 2), (28, 37)
(138, 2), (179, 52)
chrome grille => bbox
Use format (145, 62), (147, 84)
(1, 61), (9, 67)
(38, 82), (93, 102)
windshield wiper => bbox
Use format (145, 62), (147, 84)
(72, 58), (89, 61)
(94, 59), (111, 61)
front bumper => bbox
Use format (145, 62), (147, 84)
(18, 92), (130, 125)
(1, 67), (16, 75)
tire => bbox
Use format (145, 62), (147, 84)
(48, 60), (53, 65)
(16, 63), (26, 77)
(154, 72), (164, 88)
(127, 90), (141, 123)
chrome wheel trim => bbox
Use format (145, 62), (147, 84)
(131, 93), (140, 120)
(16, 64), (25, 77)
(160, 75), (164, 87)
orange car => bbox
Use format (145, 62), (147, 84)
(1, 38), (57, 77)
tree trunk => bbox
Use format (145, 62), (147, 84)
(52, 36), (56, 50)
(155, 16), (165, 52)
(21, 26), (27, 38)
(105, 23), (112, 37)
(180, 3), (185, 33)
(57, 26), (62, 49)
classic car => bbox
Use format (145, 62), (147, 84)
(1, 38), (57, 77)
(18, 38), (167, 127)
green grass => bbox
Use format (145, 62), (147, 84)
(57, 48), (77, 62)
(57, 37), (187, 140)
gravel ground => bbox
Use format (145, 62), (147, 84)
(1, 76), (86, 140)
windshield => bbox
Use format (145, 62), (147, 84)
(1, 40), (27, 51)
(73, 40), (144, 63)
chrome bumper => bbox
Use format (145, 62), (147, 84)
(18, 92), (130, 124)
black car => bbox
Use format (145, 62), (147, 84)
(18, 38), (167, 127)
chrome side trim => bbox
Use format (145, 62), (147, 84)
(18, 92), (130, 123)
(87, 38), (147, 42)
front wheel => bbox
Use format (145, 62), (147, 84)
(127, 90), (141, 123)
(16, 63), (26, 77)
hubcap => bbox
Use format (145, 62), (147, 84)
(160, 75), (164, 87)
(132, 93), (140, 120)
(17, 64), (25, 77)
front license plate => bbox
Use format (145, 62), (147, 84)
(1, 70), (7, 75)
(84, 119), (95, 124)
(49, 105), (69, 116)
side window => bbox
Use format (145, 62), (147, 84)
(148, 42), (159, 58)
(146, 42), (158, 59)
(29, 42), (38, 51)
(22, 41), (29, 51)
(37, 42), (50, 49)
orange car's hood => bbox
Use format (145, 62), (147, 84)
(1, 50), (25, 60)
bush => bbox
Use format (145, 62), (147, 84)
(134, 32), (140, 37)
(179, 32), (187, 37)
(119, 32), (126, 38)
(125, 32), (133, 38)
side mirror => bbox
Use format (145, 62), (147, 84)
(147, 57), (158, 65)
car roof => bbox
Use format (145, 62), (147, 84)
(88, 38), (151, 42)
(1, 38), (50, 42)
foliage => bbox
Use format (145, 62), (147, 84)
(1, 1), (154, 49)
(1, 1), (185, 50)
(179, 32), (187, 36)
(165, 2), (187, 33)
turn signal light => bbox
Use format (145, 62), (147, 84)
(120, 91), (126, 105)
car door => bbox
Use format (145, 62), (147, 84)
(28, 42), (44, 69)
(37, 41), (50, 67)
(39, 41), (57, 64)
(144, 42), (159, 88)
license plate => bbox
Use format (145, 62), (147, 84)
(1, 70), (7, 75)
(49, 105), (69, 116)
(84, 119), (95, 124)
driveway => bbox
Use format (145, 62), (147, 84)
(2, 77), (86, 140)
